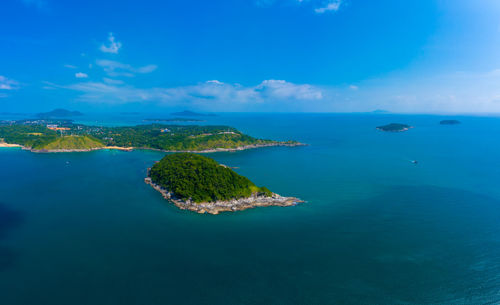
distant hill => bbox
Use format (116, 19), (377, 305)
(440, 120), (461, 125)
(171, 110), (216, 117)
(37, 109), (83, 118)
(371, 109), (391, 114)
(34, 135), (104, 151)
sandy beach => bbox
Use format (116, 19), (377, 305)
(0, 142), (23, 148)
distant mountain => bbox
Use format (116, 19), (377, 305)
(171, 110), (216, 117)
(440, 119), (461, 125)
(37, 109), (83, 118)
(371, 109), (390, 114)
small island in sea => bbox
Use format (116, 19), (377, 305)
(36, 108), (84, 118)
(0, 119), (304, 153)
(143, 118), (205, 123)
(376, 123), (412, 132)
(145, 153), (303, 214)
(440, 119), (461, 125)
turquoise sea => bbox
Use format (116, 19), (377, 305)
(1, 113), (499, 304)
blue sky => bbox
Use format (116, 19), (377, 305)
(1, 0), (500, 113)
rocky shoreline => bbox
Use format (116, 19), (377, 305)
(158, 142), (307, 153)
(144, 177), (304, 215)
(29, 146), (134, 153)
(1, 141), (305, 153)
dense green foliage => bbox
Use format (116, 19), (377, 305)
(376, 123), (411, 132)
(149, 153), (272, 203)
(0, 125), (58, 148)
(36, 136), (104, 150)
(0, 120), (298, 151)
(93, 124), (276, 151)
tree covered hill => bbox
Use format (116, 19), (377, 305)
(0, 124), (58, 148)
(0, 120), (300, 151)
(149, 153), (272, 203)
(35, 135), (104, 150)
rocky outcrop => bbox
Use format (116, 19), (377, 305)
(145, 177), (304, 215)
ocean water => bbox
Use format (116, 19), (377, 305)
(0, 113), (499, 304)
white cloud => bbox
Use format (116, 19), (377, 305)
(256, 79), (323, 100)
(349, 85), (359, 90)
(257, 0), (343, 14)
(61, 79), (323, 108)
(327, 68), (500, 114)
(103, 78), (124, 85)
(136, 65), (158, 74)
(75, 72), (88, 78)
(96, 59), (157, 77)
(314, 0), (342, 13)
(206, 80), (225, 85)
(64, 64), (77, 69)
(0, 76), (19, 90)
(100, 33), (122, 54)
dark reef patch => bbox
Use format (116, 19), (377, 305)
(0, 203), (23, 272)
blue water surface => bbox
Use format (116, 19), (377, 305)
(0, 113), (499, 304)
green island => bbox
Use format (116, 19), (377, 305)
(0, 119), (303, 152)
(376, 123), (412, 132)
(145, 153), (303, 214)
(440, 119), (461, 125)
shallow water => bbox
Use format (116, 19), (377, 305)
(0, 113), (499, 304)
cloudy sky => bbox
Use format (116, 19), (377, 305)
(2, 0), (500, 113)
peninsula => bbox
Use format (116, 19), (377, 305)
(145, 153), (303, 214)
(376, 123), (412, 132)
(0, 119), (304, 153)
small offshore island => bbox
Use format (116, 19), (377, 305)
(145, 153), (303, 214)
(440, 119), (461, 125)
(0, 119), (304, 153)
(376, 123), (413, 132)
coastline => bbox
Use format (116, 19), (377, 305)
(0, 142), (23, 148)
(140, 142), (306, 154)
(1, 141), (305, 153)
(144, 177), (304, 215)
